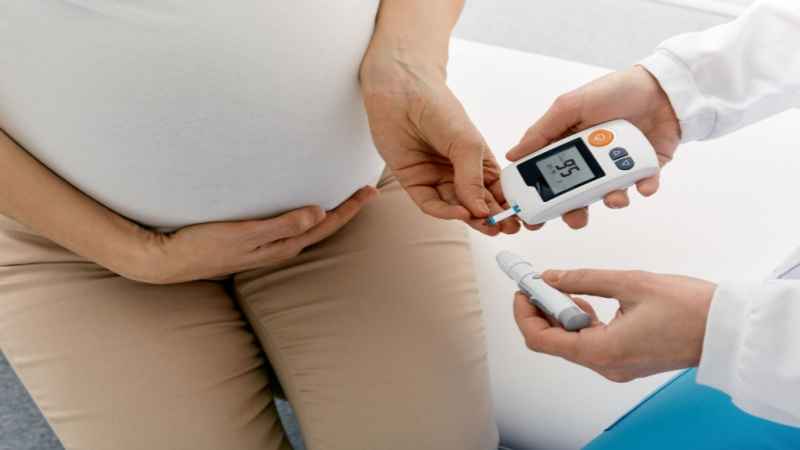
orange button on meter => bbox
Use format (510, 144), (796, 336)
(588, 129), (614, 147)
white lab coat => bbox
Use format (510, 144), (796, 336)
(640, 0), (800, 427)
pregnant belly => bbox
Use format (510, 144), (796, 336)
(0, 0), (383, 230)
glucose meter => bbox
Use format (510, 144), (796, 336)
(497, 251), (591, 331)
(488, 119), (659, 226)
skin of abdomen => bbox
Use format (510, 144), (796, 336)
(0, 0), (383, 230)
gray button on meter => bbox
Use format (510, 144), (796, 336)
(609, 147), (628, 160)
(615, 157), (635, 171)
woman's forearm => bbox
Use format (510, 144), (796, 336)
(0, 131), (152, 276)
(369, 0), (464, 71)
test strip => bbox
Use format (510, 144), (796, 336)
(486, 205), (521, 225)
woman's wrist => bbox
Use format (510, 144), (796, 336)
(85, 211), (164, 283)
(361, 30), (448, 93)
(361, 0), (463, 88)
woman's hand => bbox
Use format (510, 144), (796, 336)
(359, 27), (519, 236)
(507, 66), (681, 230)
(127, 187), (378, 284)
(513, 268), (716, 382)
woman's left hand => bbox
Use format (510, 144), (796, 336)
(360, 38), (520, 236)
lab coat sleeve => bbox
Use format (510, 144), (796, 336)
(639, 0), (800, 142)
(697, 280), (800, 427)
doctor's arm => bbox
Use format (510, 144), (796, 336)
(514, 270), (800, 427)
(359, 0), (520, 236)
(508, 0), (800, 229)
(511, 0), (800, 425)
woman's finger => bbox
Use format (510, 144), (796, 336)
(246, 205), (327, 243)
(438, 182), (503, 236)
(406, 184), (471, 221)
(289, 186), (379, 250)
(466, 218), (501, 236)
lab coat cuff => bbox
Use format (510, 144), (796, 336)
(638, 50), (715, 143)
(696, 282), (752, 394)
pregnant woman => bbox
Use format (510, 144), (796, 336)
(0, 1), (515, 449)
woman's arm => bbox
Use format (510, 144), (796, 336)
(369, 0), (464, 67)
(0, 131), (152, 276)
(0, 130), (376, 283)
(360, 1), (522, 236)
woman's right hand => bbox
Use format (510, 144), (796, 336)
(128, 186), (378, 284)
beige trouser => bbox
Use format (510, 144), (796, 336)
(0, 174), (499, 450)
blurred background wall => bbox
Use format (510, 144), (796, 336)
(454, 0), (754, 68)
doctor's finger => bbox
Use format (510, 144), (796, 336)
(562, 207), (589, 229)
(542, 268), (646, 301)
(514, 293), (580, 359)
(523, 222), (545, 231)
(635, 174), (660, 197)
(506, 92), (584, 161)
(571, 297), (602, 325)
(603, 189), (630, 209)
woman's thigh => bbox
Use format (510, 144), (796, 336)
(233, 175), (499, 450)
(0, 217), (290, 450)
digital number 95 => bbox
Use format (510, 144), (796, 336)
(555, 159), (580, 177)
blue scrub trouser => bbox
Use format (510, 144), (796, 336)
(584, 369), (800, 450)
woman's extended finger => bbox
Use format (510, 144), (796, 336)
(288, 186), (379, 250)
(562, 207), (589, 229)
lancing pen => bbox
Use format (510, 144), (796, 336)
(496, 251), (591, 331)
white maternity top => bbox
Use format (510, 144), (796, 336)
(0, 1), (383, 229)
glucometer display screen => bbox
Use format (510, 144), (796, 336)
(517, 138), (605, 202)
(538, 146), (595, 195)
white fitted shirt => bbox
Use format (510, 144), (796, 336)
(0, 1), (383, 230)
(641, 0), (800, 427)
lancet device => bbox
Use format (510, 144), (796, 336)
(488, 119), (659, 226)
(497, 251), (591, 331)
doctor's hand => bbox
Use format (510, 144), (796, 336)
(127, 187), (378, 284)
(360, 38), (519, 236)
(507, 66), (680, 230)
(513, 268), (716, 382)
